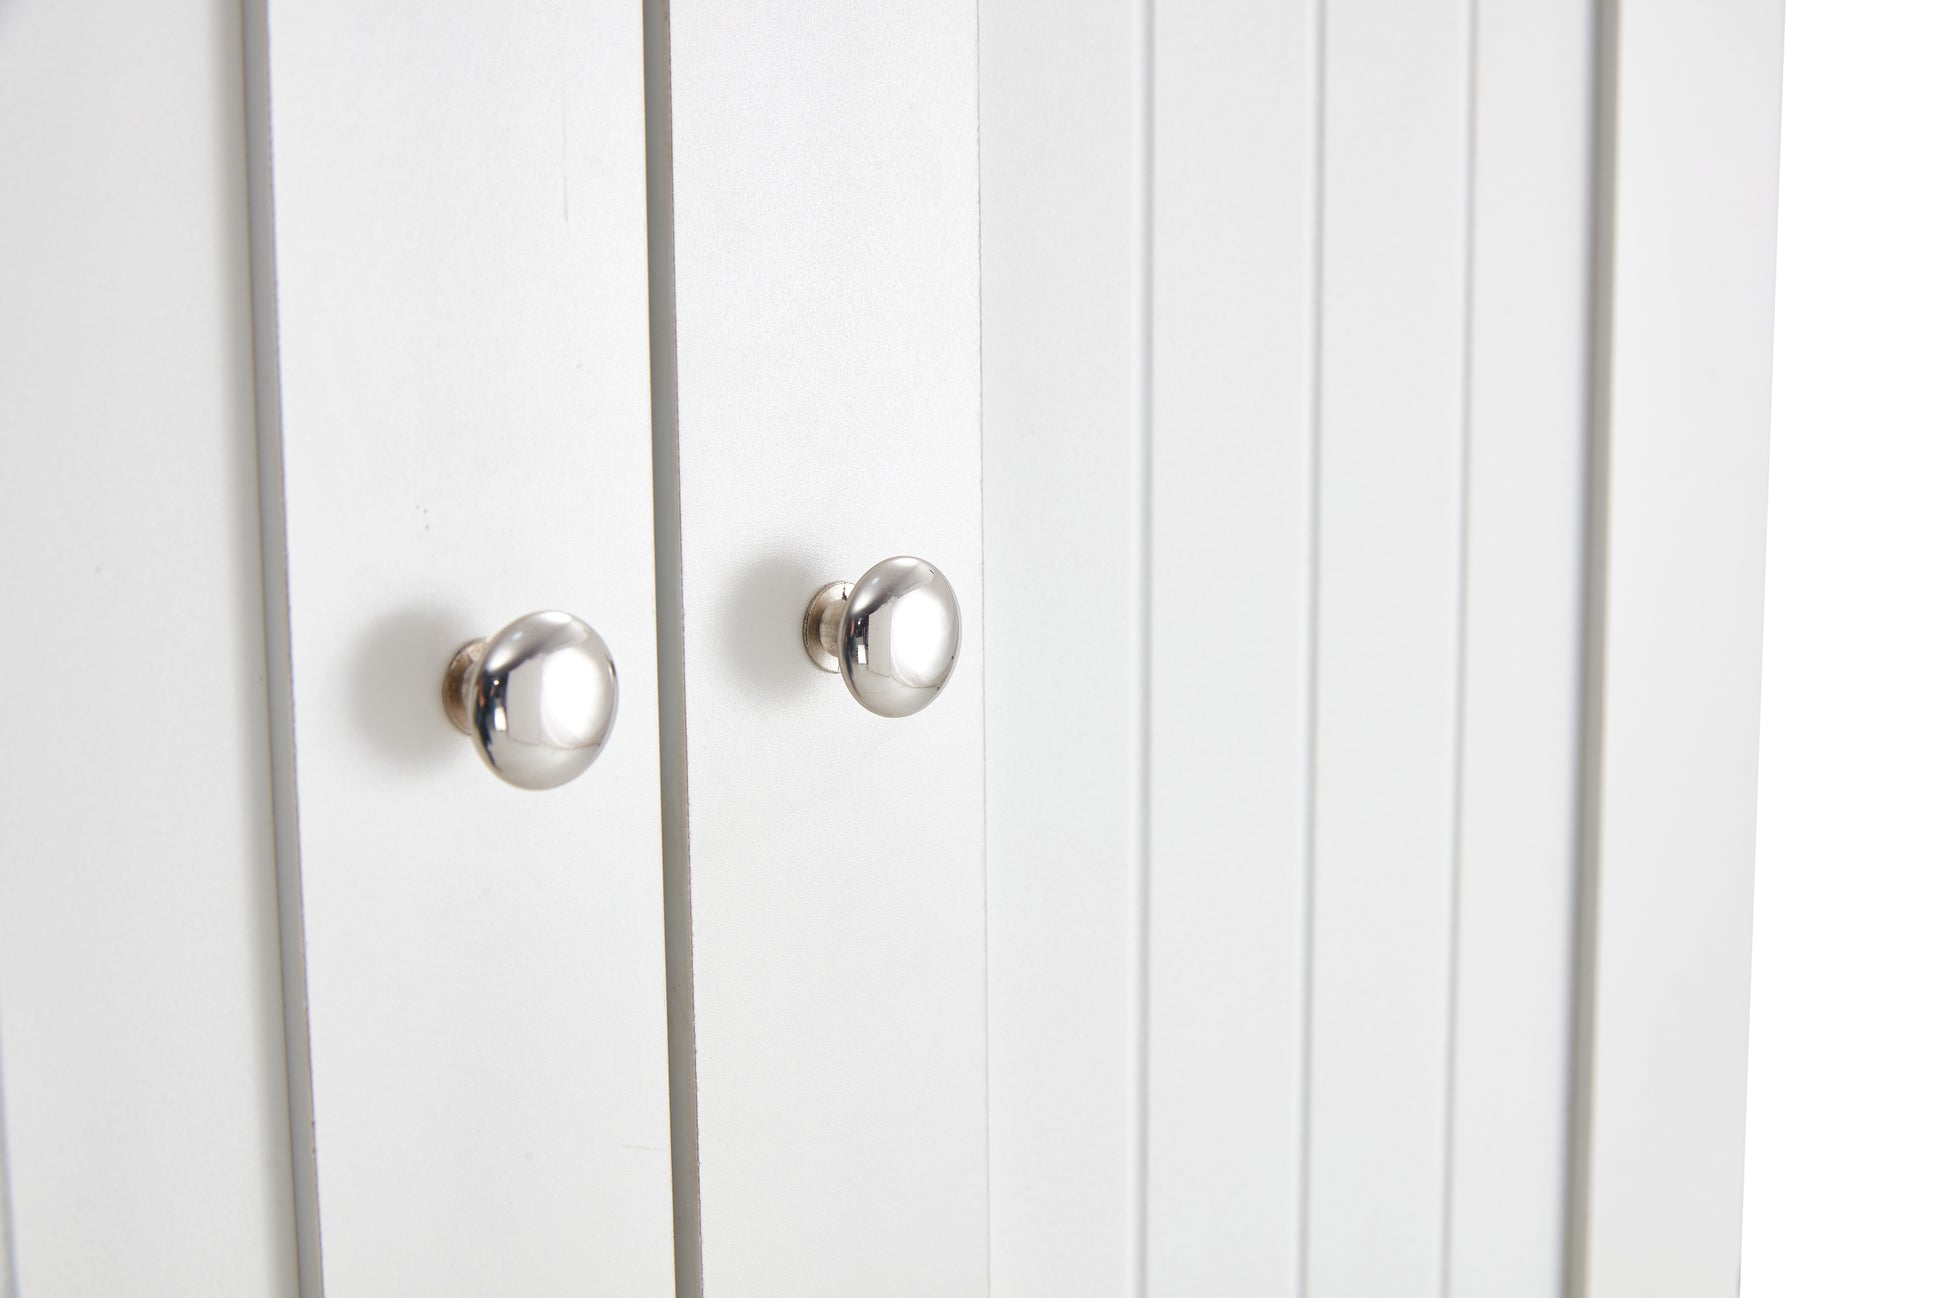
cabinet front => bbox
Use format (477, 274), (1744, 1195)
(0, 2), (1781, 1295)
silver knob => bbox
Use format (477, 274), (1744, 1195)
(441, 611), (618, 789)
(802, 557), (960, 718)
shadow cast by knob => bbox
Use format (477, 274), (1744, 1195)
(722, 552), (825, 703)
(346, 604), (473, 770)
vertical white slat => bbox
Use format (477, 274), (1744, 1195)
(650, 3), (986, 1295)
(247, 3), (674, 1292)
(0, 1), (298, 1291)
(1575, 2), (1782, 1293)
(1304, 0), (1474, 1293)
(980, 0), (1146, 1292)
(1146, 2), (1319, 1293)
(1445, 2), (1595, 1294)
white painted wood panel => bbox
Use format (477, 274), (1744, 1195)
(650, 2), (987, 1294)
(980, 0), (1146, 1292)
(0, 1), (298, 1291)
(982, 3), (1777, 1293)
(1575, 2), (1782, 1293)
(1447, 2), (1595, 1294)
(1147, 2), (1318, 1294)
(1305, 3), (1473, 1294)
(246, 2), (674, 1292)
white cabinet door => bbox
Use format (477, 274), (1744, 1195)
(0, 2), (296, 1292)
(647, 3), (988, 1295)
(246, 1), (676, 1292)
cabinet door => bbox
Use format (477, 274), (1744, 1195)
(647, 3), (988, 1295)
(247, 1), (675, 1292)
(0, 2), (295, 1291)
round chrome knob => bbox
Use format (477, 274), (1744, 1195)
(802, 557), (960, 718)
(441, 611), (618, 789)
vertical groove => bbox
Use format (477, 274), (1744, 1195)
(1440, 0), (1482, 1293)
(238, 4), (322, 1292)
(1295, 1), (1327, 1294)
(1132, 0), (1156, 1292)
(643, 3), (702, 1294)
(974, 5), (992, 1293)
(1565, 0), (1620, 1292)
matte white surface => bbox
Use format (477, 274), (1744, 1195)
(981, 4), (1700, 1294)
(982, 2), (1321, 1289)
(1576, 1), (1782, 1292)
(652, 2), (987, 1294)
(1147, 2), (1318, 1293)
(981, 0), (1146, 1292)
(0, 1), (298, 1292)
(1743, 9), (1946, 1291)
(1446, 2), (1594, 1293)
(248, 2), (675, 1292)
(1305, 3), (1472, 1293)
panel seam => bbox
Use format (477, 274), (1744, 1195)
(1295, 1), (1329, 1294)
(1132, 0), (1157, 1291)
(239, 4), (324, 1292)
(1439, 0), (1483, 1293)
(1565, 0), (1621, 1292)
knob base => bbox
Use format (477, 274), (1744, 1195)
(442, 638), (487, 733)
(801, 581), (853, 673)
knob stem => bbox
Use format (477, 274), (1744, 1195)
(442, 638), (488, 733)
(801, 581), (853, 673)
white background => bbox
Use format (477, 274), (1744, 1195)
(1741, 2), (1946, 1292)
